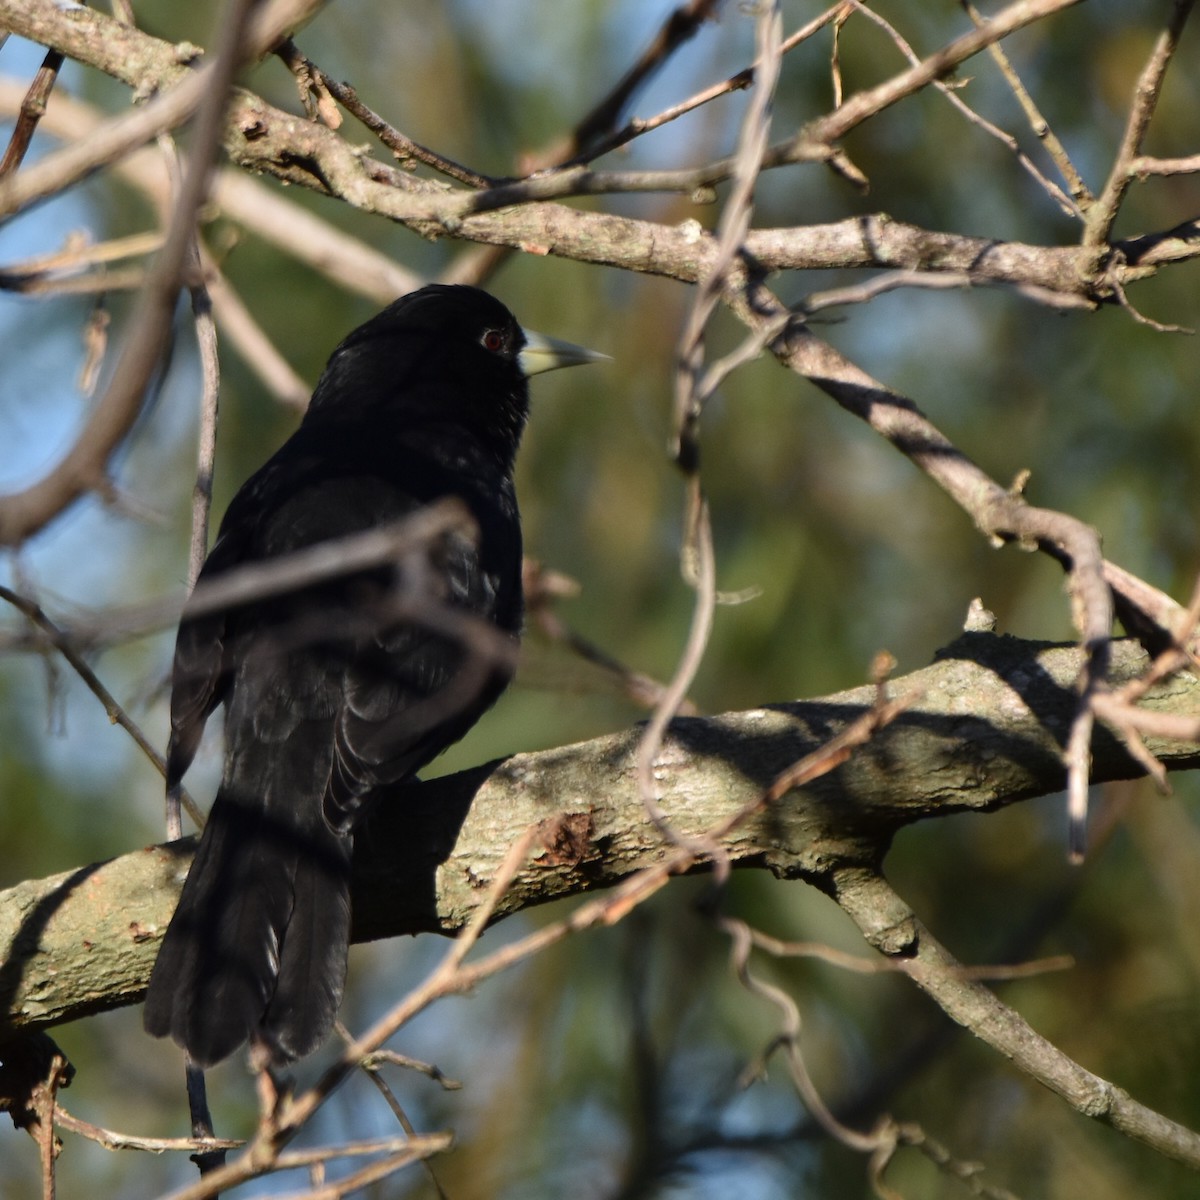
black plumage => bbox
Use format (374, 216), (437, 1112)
(143, 284), (601, 1067)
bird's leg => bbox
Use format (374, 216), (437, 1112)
(185, 1059), (226, 1174)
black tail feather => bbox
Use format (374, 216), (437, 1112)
(144, 779), (352, 1068)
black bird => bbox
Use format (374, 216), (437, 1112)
(143, 284), (603, 1068)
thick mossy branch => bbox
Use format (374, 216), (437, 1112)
(1, 633), (1198, 1040)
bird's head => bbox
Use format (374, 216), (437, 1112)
(306, 285), (606, 465)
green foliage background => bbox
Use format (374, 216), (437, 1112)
(1, 2), (1199, 1196)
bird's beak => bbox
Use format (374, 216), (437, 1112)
(518, 330), (610, 377)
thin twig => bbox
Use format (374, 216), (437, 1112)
(1086, 572), (1200, 789)
(855, 0), (1078, 216)
(804, 269), (974, 312)
(1127, 153), (1200, 177)
(634, 487), (719, 858)
(52, 1105), (240, 1154)
(724, 915), (884, 1159)
(336, 1025), (452, 1200)
(795, 0), (1085, 156)
(163, 1136), (452, 1200)
(305, 65), (494, 188)
(0, 584), (205, 827)
(0, 231), (162, 286)
(568, 0), (725, 158)
(743, 929), (1074, 981)
(78, 299), (110, 396)
(41, 502), (472, 650)
(150, 136), (221, 595)
(523, 559), (697, 714)
(0, 47), (63, 177)
(961, 0), (1090, 206)
(834, 866), (1200, 1169)
(1083, 0), (1195, 245)
(356, 1049), (461, 1090)
(555, 2), (847, 168)
(274, 36), (341, 128)
(0, 267), (147, 295)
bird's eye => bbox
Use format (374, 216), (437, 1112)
(481, 328), (506, 354)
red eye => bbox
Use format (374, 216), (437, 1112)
(481, 329), (505, 353)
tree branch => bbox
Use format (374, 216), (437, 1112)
(834, 865), (1200, 1169)
(1, 633), (1197, 1042)
(3, 3), (1195, 309)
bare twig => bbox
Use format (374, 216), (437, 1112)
(0, 230), (163, 290)
(672, 0), (784, 443)
(828, 3), (848, 108)
(793, 0), (1085, 158)
(78, 299), (110, 396)
(804, 270), (989, 313)
(1106, 264), (1194, 333)
(147, 136), (223, 595)
(523, 560), (696, 713)
(1127, 153), (1200, 177)
(962, 0), (1091, 206)
(336, 1026), (453, 1200)
(0, 1034), (74, 1200)
(0, 503), (477, 660)
(355, 1049), (461, 1091)
(0, 584), (206, 827)
(162, 1135), (452, 1200)
(548, 3), (844, 168)
(634, 488), (718, 854)
(0, 48), (64, 177)
(857, 0), (1078, 217)
(720, 918), (971, 1200)
(187, 277), (220, 586)
(1065, 644), (1104, 861)
(834, 867), (1200, 1169)
(566, 0), (725, 159)
(52, 1105), (240, 1154)
(1092, 694), (1200, 757)
(1086, 574), (1200, 787)
(743, 928), (1074, 981)
(157, 502), (475, 627)
(0, 266), (147, 295)
(274, 36), (340, 128)
(760, 657), (919, 811)
(720, 913), (1020, 1200)
(1083, 0), (1195, 245)
(304, 68), (494, 188)
(0, 52), (209, 221)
